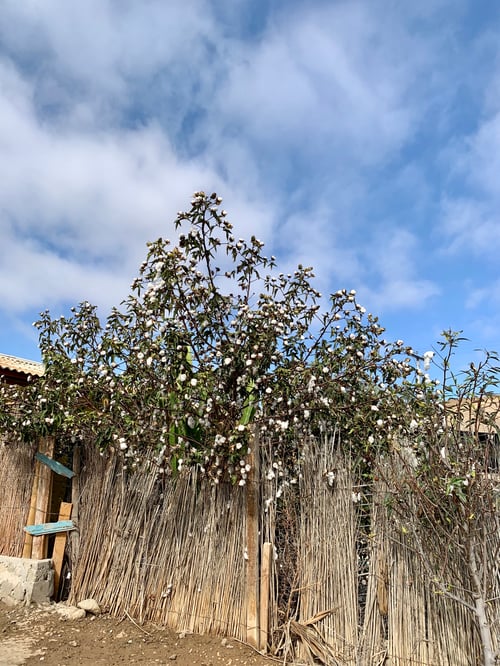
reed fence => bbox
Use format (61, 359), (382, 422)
(1, 433), (498, 665)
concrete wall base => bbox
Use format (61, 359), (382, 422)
(0, 556), (54, 606)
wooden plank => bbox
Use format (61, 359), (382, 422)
(24, 520), (74, 536)
(31, 436), (55, 559)
(259, 542), (272, 653)
(246, 427), (260, 649)
(35, 452), (75, 478)
(52, 502), (72, 598)
(22, 461), (39, 558)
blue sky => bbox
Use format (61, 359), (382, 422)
(1, 0), (500, 375)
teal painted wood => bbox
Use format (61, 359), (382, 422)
(24, 520), (75, 536)
(35, 452), (75, 478)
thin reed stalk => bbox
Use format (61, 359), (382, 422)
(295, 435), (358, 664)
(69, 443), (248, 640)
(0, 441), (37, 556)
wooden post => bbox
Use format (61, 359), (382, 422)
(52, 502), (72, 598)
(259, 541), (272, 652)
(246, 427), (260, 648)
(31, 436), (55, 560)
(22, 465), (39, 558)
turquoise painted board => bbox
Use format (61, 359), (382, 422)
(24, 520), (75, 536)
(35, 452), (75, 478)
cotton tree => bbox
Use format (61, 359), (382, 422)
(0, 192), (430, 485)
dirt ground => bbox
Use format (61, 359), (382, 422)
(0, 602), (277, 666)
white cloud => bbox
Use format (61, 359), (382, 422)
(440, 197), (500, 255)
(0, 55), (274, 316)
(0, 0), (479, 363)
(358, 229), (440, 312)
(211, 2), (430, 168)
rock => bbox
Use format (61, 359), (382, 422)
(169, 654), (177, 660)
(77, 599), (101, 615)
(56, 605), (86, 621)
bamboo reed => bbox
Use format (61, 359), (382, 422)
(0, 440), (37, 556)
(2, 431), (495, 666)
(295, 435), (358, 664)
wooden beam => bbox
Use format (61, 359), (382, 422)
(31, 436), (55, 559)
(51, 502), (73, 599)
(22, 462), (39, 558)
(35, 452), (75, 478)
(259, 542), (272, 653)
(24, 519), (75, 536)
(246, 428), (260, 649)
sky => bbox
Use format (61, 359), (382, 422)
(1, 0), (500, 377)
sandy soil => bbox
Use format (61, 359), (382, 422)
(0, 603), (276, 666)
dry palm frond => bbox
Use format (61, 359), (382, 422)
(288, 618), (344, 665)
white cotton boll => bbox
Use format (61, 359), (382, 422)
(190, 378), (198, 387)
(224, 357), (232, 365)
(239, 479), (246, 486)
(326, 471), (335, 487)
(440, 446), (447, 461)
(423, 350), (434, 371)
